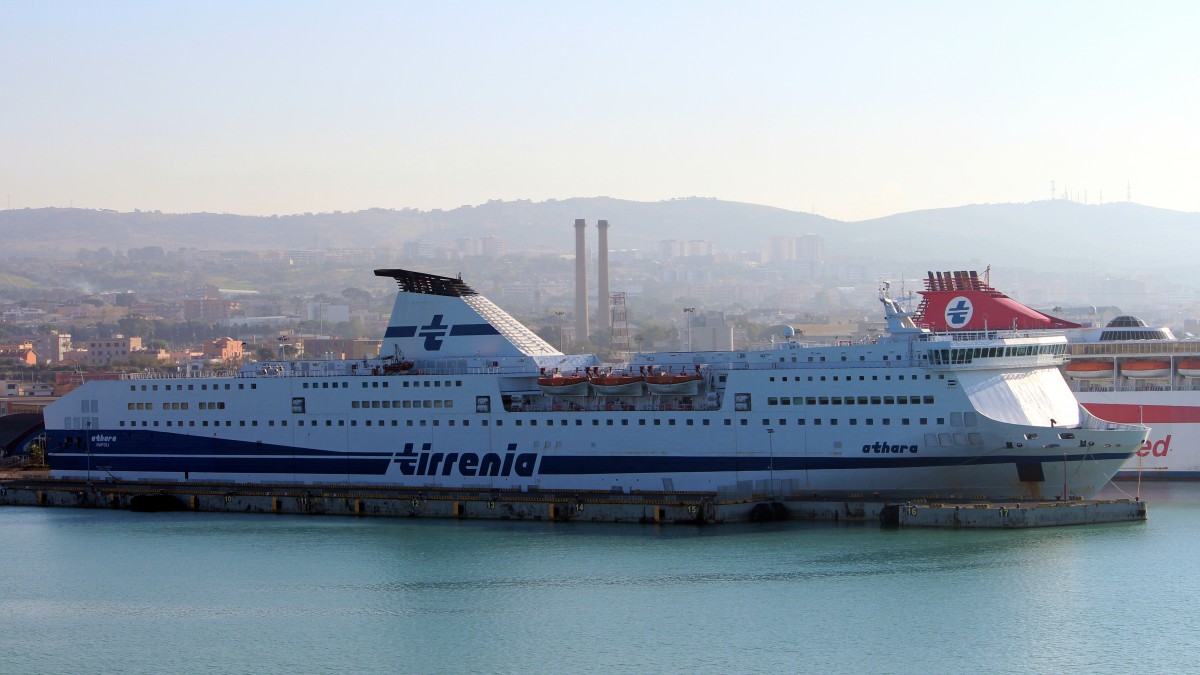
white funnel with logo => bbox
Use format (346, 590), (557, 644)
(376, 269), (562, 359)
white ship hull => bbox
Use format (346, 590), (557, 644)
(42, 269), (1146, 501)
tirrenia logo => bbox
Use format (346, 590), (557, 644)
(945, 296), (973, 328)
(419, 314), (449, 350)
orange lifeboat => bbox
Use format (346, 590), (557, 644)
(1121, 360), (1172, 379)
(644, 371), (703, 395)
(1178, 360), (1200, 378)
(589, 373), (644, 396)
(537, 369), (590, 396)
(1064, 361), (1115, 379)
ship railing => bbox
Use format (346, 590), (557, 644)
(917, 329), (1069, 342)
(509, 400), (723, 413)
(122, 370), (238, 381)
(0, 454), (28, 470)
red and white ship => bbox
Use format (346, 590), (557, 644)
(914, 269), (1199, 480)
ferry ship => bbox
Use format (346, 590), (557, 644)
(913, 270), (1198, 479)
(42, 269), (1147, 501)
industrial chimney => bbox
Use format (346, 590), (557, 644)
(574, 219), (589, 344)
(597, 220), (611, 334)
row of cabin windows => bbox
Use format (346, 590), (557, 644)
(132, 383), (257, 391)
(766, 395), (935, 406)
(351, 400), (454, 409)
(930, 344), (1065, 365)
(767, 374), (940, 383)
(775, 354), (904, 363)
(127, 379), (465, 394)
(314, 380), (464, 389)
(119, 415), (971, 429)
(127, 402), (226, 411)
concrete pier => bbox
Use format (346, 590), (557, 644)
(0, 476), (1147, 527)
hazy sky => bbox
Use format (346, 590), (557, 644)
(2, 1), (1196, 221)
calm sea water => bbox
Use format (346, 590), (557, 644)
(1, 482), (1196, 674)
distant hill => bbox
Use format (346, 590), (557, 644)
(1, 198), (1194, 280)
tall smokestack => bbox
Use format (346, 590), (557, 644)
(597, 219), (610, 334)
(574, 219), (589, 344)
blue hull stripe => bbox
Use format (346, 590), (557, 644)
(537, 453), (1130, 474)
(52, 454), (391, 475)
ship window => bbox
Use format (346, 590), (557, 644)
(938, 432), (953, 445)
(352, 401), (361, 409)
(858, 396), (868, 404)
(819, 397), (829, 405)
(740, 419), (748, 426)
(119, 421), (125, 427)
(592, 420), (599, 426)
(884, 396), (895, 404)
(128, 403), (135, 410)
(639, 419), (646, 426)
(937, 418), (945, 424)
(724, 419), (731, 426)
(607, 420), (614, 426)
(654, 419), (661, 426)
(575, 420), (582, 426)
(903, 418), (910, 425)
(924, 396), (935, 404)
(806, 397), (816, 405)
(515, 420), (523, 426)
(850, 419), (857, 425)
(781, 397), (791, 405)
(269, 420), (275, 427)
(768, 397), (779, 405)
(883, 419), (890, 425)
(623, 419), (630, 426)
(813, 419), (821, 425)
(424, 401), (432, 408)
(841, 397), (852, 406)
(897, 396), (908, 404)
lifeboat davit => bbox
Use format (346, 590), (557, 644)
(644, 372), (703, 396)
(537, 370), (590, 396)
(1178, 360), (1200, 378)
(590, 374), (644, 396)
(1121, 360), (1172, 379)
(1064, 361), (1115, 379)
